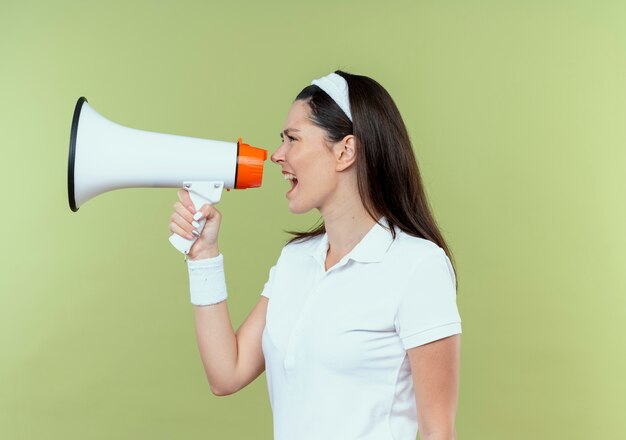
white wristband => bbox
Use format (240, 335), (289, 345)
(187, 253), (228, 306)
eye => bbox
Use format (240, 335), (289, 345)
(279, 133), (298, 143)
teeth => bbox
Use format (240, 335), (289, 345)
(283, 173), (297, 180)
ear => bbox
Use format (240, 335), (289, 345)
(332, 135), (357, 172)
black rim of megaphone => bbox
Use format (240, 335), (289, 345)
(68, 97), (87, 212)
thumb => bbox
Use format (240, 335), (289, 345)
(198, 203), (214, 220)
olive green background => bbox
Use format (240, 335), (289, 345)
(1, 0), (624, 438)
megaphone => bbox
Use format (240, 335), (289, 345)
(67, 97), (268, 254)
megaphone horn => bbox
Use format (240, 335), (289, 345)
(67, 96), (268, 254)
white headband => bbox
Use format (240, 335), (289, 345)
(310, 72), (352, 122)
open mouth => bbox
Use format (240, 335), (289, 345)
(284, 173), (298, 192)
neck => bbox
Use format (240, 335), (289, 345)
(320, 199), (378, 260)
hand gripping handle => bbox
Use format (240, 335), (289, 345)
(169, 181), (224, 255)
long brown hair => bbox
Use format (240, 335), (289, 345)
(284, 70), (458, 289)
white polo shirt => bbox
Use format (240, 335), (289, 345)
(260, 217), (462, 440)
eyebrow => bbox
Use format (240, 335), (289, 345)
(279, 128), (301, 138)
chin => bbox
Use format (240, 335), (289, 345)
(288, 205), (309, 215)
(287, 201), (315, 215)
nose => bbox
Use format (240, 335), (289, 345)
(271, 140), (288, 165)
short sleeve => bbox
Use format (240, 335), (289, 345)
(394, 248), (462, 350)
(260, 264), (277, 299)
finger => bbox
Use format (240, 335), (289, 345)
(173, 201), (194, 223)
(169, 222), (195, 241)
(192, 203), (210, 221)
(170, 211), (197, 236)
(199, 203), (219, 220)
(177, 189), (196, 213)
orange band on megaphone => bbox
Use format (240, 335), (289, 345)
(235, 137), (267, 189)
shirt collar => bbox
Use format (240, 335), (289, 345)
(308, 216), (395, 267)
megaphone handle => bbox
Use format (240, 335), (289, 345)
(169, 181), (225, 255)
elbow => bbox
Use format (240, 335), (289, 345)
(210, 384), (233, 397)
(203, 370), (237, 396)
(421, 428), (457, 440)
(209, 381), (239, 397)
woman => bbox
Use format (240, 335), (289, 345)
(168, 71), (462, 440)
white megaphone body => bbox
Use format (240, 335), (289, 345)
(67, 97), (268, 255)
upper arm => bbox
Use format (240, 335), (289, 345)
(407, 334), (461, 437)
(394, 248), (461, 350)
(229, 295), (269, 394)
(395, 248), (462, 435)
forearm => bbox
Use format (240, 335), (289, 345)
(188, 246), (238, 395)
(193, 301), (239, 395)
